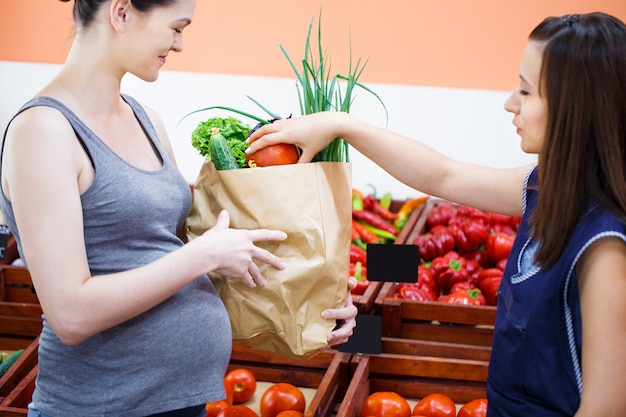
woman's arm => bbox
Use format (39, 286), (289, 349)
(575, 236), (626, 417)
(247, 112), (530, 216)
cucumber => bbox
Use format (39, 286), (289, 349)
(209, 130), (239, 170)
(0, 349), (24, 377)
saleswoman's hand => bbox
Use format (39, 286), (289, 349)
(323, 276), (358, 346)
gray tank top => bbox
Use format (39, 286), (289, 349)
(0, 95), (232, 416)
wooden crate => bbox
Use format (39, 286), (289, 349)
(375, 281), (496, 347)
(336, 352), (487, 417)
(229, 344), (352, 417)
(0, 337), (38, 417)
(372, 197), (497, 347)
(0, 266), (42, 352)
(0, 266), (37, 306)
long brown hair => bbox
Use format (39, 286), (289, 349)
(528, 12), (626, 268)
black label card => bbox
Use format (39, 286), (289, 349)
(338, 314), (382, 354)
(366, 243), (419, 283)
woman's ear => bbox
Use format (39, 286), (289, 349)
(109, 0), (132, 32)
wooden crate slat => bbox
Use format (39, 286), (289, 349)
(381, 337), (491, 362)
(366, 353), (487, 383)
(0, 407), (27, 417)
(304, 353), (351, 417)
(0, 317), (42, 339)
(0, 365), (37, 408)
(0, 337), (38, 398)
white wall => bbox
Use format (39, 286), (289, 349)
(0, 61), (536, 200)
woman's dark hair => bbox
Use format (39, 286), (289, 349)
(59, 0), (178, 27)
(528, 12), (626, 268)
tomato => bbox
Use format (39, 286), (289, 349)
(359, 391), (411, 417)
(457, 398), (488, 417)
(246, 143), (299, 167)
(259, 383), (306, 417)
(411, 393), (456, 417)
(275, 411), (304, 417)
(206, 400), (231, 417)
(225, 368), (257, 404)
(217, 405), (259, 417)
(224, 378), (235, 404)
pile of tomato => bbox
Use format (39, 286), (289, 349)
(361, 391), (487, 417)
(350, 188), (429, 296)
(395, 202), (520, 306)
(206, 368), (306, 417)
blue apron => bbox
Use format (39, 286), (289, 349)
(487, 166), (626, 416)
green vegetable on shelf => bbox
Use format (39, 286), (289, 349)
(0, 349), (24, 377)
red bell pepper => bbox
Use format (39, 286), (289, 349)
(414, 225), (455, 262)
(456, 205), (490, 224)
(417, 265), (440, 294)
(497, 257), (508, 270)
(485, 232), (515, 261)
(396, 282), (437, 301)
(448, 280), (475, 294)
(476, 268), (503, 306)
(433, 254), (469, 292)
(479, 276), (501, 306)
(438, 288), (487, 306)
(448, 216), (489, 252)
(464, 258), (482, 287)
(426, 202), (458, 228)
(464, 248), (491, 268)
(430, 251), (461, 279)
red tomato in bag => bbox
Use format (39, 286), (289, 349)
(260, 383), (305, 417)
(246, 144), (299, 167)
(360, 391), (411, 417)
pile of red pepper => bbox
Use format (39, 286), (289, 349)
(395, 201), (520, 306)
(349, 189), (429, 296)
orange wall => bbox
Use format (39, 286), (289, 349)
(2, 0), (625, 90)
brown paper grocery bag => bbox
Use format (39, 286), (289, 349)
(186, 161), (351, 359)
